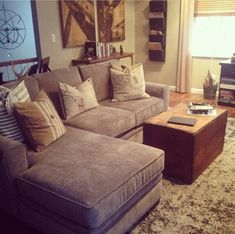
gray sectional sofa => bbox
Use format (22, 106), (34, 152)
(0, 61), (169, 234)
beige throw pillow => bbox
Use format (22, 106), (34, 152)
(59, 78), (99, 120)
(110, 63), (150, 101)
(14, 90), (66, 152)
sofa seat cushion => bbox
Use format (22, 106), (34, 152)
(17, 127), (164, 229)
(64, 106), (136, 137)
(100, 97), (164, 126)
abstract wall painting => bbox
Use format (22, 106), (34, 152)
(97, 0), (125, 43)
(59, 0), (96, 48)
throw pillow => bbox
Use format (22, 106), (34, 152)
(110, 63), (150, 101)
(59, 78), (99, 120)
(0, 80), (31, 142)
(14, 90), (66, 152)
(0, 102), (24, 142)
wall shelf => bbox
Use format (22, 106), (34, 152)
(148, 0), (167, 62)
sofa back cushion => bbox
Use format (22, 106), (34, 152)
(79, 60), (117, 102)
(34, 67), (82, 117)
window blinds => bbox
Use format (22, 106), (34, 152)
(194, 0), (235, 16)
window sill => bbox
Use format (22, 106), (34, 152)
(192, 55), (231, 60)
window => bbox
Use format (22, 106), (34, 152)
(191, 0), (235, 58)
(191, 16), (235, 58)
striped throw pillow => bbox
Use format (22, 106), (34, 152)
(0, 80), (31, 142)
(0, 102), (24, 142)
(14, 90), (66, 152)
(11, 80), (31, 102)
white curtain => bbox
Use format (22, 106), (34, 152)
(176, 0), (194, 93)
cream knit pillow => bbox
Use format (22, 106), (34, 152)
(59, 78), (99, 120)
(110, 63), (150, 101)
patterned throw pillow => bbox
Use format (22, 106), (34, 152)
(59, 78), (99, 120)
(14, 90), (66, 152)
(0, 102), (24, 142)
(110, 63), (150, 101)
(0, 80), (31, 142)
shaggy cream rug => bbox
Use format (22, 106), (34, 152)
(132, 118), (235, 234)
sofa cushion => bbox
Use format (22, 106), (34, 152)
(34, 67), (83, 117)
(64, 105), (135, 137)
(59, 78), (99, 120)
(100, 97), (164, 126)
(79, 61), (116, 102)
(110, 63), (150, 101)
(14, 90), (66, 152)
(17, 127), (164, 229)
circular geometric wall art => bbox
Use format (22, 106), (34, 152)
(0, 6), (26, 50)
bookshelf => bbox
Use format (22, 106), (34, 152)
(72, 52), (134, 66)
(148, 0), (167, 62)
(218, 59), (235, 107)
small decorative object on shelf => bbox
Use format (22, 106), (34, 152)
(148, 0), (167, 62)
(218, 59), (235, 107)
(0, 72), (3, 85)
(203, 70), (218, 100)
(231, 53), (235, 63)
(120, 45), (123, 54)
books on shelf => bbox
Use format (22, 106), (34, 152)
(221, 77), (235, 84)
(220, 83), (235, 90)
(219, 89), (235, 103)
(96, 42), (111, 58)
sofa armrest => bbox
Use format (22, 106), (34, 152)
(145, 82), (170, 111)
(0, 135), (28, 215)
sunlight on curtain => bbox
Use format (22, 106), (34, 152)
(192, 16), (235, 58)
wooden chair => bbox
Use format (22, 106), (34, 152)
(28, 63), (39, 76)
(39, 56), (51, 73)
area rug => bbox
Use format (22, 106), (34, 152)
(132, 118), (235, 234)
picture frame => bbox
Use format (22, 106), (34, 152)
(59, 0), (96, 48)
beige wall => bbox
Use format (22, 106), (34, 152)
(134, 1), (225, 92)
(36, 0), (224, 91)
(135, 0), (180, 86)
(36, 0), (135, 70)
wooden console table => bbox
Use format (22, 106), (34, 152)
(72, 52), (134, 66)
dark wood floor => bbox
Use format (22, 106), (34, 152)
(0, 91), (234, 233)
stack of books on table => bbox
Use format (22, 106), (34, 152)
(187, 102), (217, 116)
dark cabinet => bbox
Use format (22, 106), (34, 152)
(148, 0), (167, 62)
(218, 60), (235, 107)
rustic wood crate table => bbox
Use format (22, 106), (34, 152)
(143, 103), (227, 184)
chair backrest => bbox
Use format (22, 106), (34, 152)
(39, 56), (51, 73)
(28, 63), (39, 76)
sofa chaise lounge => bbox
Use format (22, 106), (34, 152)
(0, 61), (169, 234)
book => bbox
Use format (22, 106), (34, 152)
(168, 116), (197, 126)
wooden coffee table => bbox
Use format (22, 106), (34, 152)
(143, 103), (227, 184)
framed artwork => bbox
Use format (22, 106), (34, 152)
(59, 0), (96, 48)
(97, 0), (125, 43)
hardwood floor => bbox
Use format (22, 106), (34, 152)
(0, 91), (234, 234)
(170, 91), (235, 118)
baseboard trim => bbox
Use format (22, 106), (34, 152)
(168, 85), (218, 96)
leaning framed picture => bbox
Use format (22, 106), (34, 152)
(59, 0), (96, 48)
(97, 0), (125, 43)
